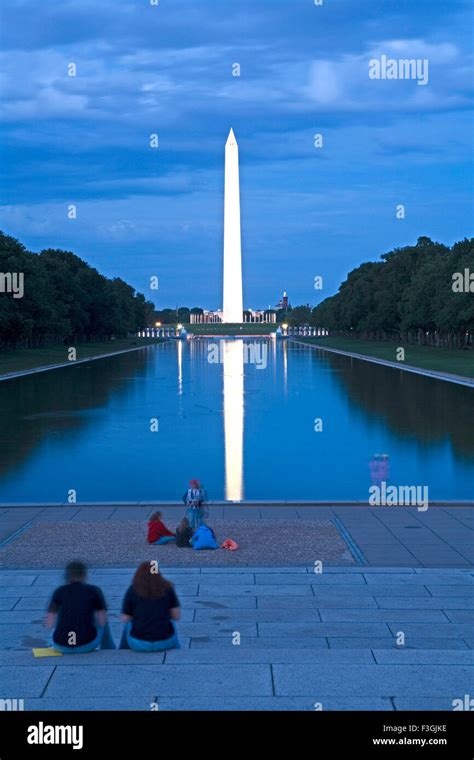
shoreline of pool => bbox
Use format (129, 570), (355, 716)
(1, 500), (473, 508)
(0, 342), (166, 383)
(291, 339), (474, 387)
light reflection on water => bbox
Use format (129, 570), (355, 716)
(0, 339), (472, 502)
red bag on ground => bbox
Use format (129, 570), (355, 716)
(221, 538), (239, 551)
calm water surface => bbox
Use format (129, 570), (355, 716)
(0, 339), (472, 501)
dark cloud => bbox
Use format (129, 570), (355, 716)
(0, 0), (472, 307)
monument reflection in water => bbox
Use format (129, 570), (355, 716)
(0, 339), (472, 502)
(222, 340), (244, 501)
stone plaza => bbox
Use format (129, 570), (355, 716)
(0, 504), (473, 711)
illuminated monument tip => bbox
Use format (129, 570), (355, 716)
(222, 128), (244, 323)
(226, 127), (237, 146)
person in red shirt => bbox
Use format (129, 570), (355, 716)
(147, 512), (176, 545)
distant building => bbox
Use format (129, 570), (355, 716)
(245, 309), (276, 324)
(190, 309), (223, 324)
(275, 291), (289, 310)
(190, 307), (276, 324)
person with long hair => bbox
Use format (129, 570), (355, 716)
(119, 561), (181, 651)
(147, 511), (175, 544)
(175, 516), (193, 547)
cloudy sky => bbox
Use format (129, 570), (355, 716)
(0, 0), (472, 309)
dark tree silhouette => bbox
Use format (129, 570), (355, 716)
(310, 237), (473, 348)
(0, 232), (156, 349)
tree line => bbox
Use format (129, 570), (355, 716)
(2, 232), (471, 350)
(312, 237), (473, 348)
(156, 238), (473, 347)
(0, 232), (155, 350)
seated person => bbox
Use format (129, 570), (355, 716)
(176, 517), (193, 547)
(45, 561), (115, 653)
(119, 562), (181, 652)
(190, 524), (218, 550)
(147, 511), (175, 544)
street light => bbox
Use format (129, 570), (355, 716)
(155, 322), (162, 327)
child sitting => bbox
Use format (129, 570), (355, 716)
(147, 512), (176, 545)
(176, 517), (193, 548)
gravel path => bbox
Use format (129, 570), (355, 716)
(0, 520), (355, 568)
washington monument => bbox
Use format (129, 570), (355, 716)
(222, 128), (244, 323)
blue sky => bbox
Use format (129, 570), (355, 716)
(0, 0), (472, 309)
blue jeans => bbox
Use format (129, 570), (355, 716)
(154, 536), (176, 545)
(51, 622), (116, 653)
(186, 506), (205, 531)
(119, 621), (180, 652)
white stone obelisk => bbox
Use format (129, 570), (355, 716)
(222, 128), (243, 323)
